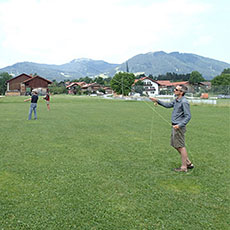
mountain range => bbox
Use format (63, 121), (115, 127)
(1, 51), (230, 81)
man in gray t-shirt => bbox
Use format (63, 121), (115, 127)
(150, 85), (194, 172)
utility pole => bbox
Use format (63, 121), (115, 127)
(126, 61), (129, 73)
(121, 61), (129, 97)
(122, 75), (124, 97)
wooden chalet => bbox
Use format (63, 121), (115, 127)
(6, 73), (52, 96)
(198, 81), (211, 90)
(6, 73), (32, 96)
(66, 82), (86, 94)
(81, 83), (102, 93)
(103, 87), (113, 94)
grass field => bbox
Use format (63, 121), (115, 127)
(0, 95), (230, 230)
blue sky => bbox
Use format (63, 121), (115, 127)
(0, 0), (229, 68)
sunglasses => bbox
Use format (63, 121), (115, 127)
(174, 88), (181, 91)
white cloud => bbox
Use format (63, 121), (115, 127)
(193, 35), (213, 47)
(0, 0), (228, 67)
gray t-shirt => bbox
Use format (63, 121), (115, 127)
(157, 96), (191, 127)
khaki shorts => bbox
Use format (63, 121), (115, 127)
(171, 126), (186, 148)
(46, 101), (50, 105)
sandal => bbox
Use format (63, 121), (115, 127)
(174, 167), (187, 172)
(187, 163), (194, 169)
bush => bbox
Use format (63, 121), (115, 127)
(83, 90), (90, 95)
(49, 86), (68, 94)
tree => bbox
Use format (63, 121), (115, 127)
(49, 85), (67, 94)
(76, 76), (93, 83)
(104, 77), (112, 86)
(133, 80), (144, 95)
(73, 85), (82, 95)
(110, 72), (135, 96)
(211, 73), (230, 95)
(0, 72), (12, 95)
(83, 76), (93, 83)
(211, 71), (230, 95)
(189, 71), (205, 84)
(211, 73), (230, 86)
(148, 74), (157, 80)
(49, 80), (68, 94)
(51, 79), (58, 86)
(157, 72), (190, 81)
(135, 73), (146, 79)
(95, 76), (104, 85)
(222, 68), (230, 74)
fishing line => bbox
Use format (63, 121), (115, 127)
(100, 77), (195, 175)
(148, 107), (155, 156)
(142, 100), (171, 127)
(110, 77), (171, 156)
(110, 77), (171, 126)
(109, 77), (197, 174)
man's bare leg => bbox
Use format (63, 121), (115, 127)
(175, 148), (191, 166)
(175, 147), (189, 169)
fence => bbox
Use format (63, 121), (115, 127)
(132, 85), (230, 98)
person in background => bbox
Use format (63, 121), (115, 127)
(150, 85), (194, 172)
(24, 89), (39, 120)
(43, 90), (50, 111)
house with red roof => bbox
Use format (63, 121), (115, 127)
(133, 77), (160, 96)
(156, 80), (190, 92)
(133, 77), (190, 95)
(81, 83), (102, 94)
(66, 82), (86, 94)
(66, 81), (112, 95)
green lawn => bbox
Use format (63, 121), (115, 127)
(0, 95), (230, 230)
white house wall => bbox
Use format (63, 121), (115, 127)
(143, 79), (159, 95)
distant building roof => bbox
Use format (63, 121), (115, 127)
(133, 78), (189, 87)
(6, 73), (32, 83)
(81, 83), (101, 89)
(156, 81), (189, 86)
(66, 82), (86, 88)
(199, 81), (211, 86)
(134, 77), (159, 85)
(156, 80), (171, 86)
(23, 75), (52, 84)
